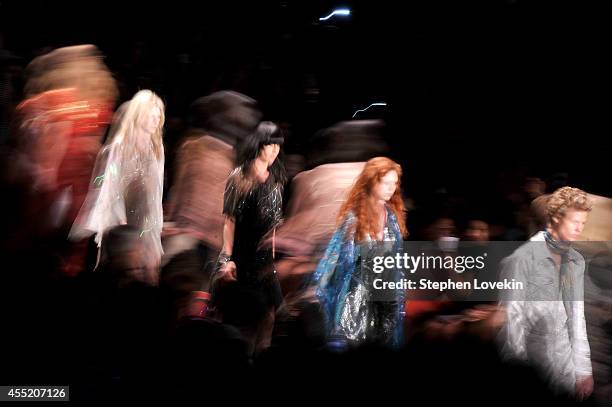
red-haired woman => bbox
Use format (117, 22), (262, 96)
(312, 157), (407, 349)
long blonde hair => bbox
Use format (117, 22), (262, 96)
(112, 90), (165, 161)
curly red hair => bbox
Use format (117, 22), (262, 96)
(337, 157), (407, 240)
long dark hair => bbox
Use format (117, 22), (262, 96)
(236, 121), (287, 185)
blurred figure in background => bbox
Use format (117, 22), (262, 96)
(0, 35), (22, 144)
(7, 44), (117, 275)
(528, 194), (550, 238)
(273, 120), (388, 293)
(426, 215), (457, 243)
(403, 212), (462, 340)
(163, 91), (261, 320)
(312, 157), (407, 349)
(71, 90), (165, 284)
(165, 91), (261, 249)
(502, 175), (547, 241)
(305, 119), (388, 170)
(579, 193), (612, 406)
(464, 216), (490, 243)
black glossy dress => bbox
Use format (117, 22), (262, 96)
(222, 167), (284, 308)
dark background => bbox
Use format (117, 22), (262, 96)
(1, 0), (610, 205)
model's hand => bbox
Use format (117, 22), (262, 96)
(575, 375), (594, 401)
(219, 261), (237, 282)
